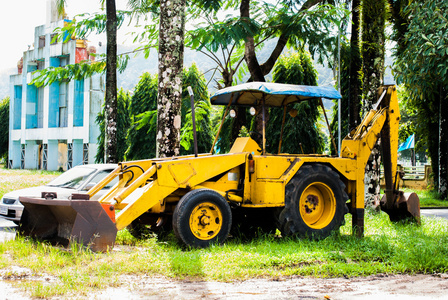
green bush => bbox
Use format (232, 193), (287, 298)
(95, 90), (131, 163)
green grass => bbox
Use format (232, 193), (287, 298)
(1, 212), (447, 298)
(1, 168), (448, 298)
(404, 188), (448, 207)
(0, 167), (60, 199)
(380, 187), (448, 208)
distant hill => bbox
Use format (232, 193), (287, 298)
(115, 43), (336, 94)
(0, 43), (347, 101)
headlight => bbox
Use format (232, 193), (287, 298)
(2, 197), (18, 205)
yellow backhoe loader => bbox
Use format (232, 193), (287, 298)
(18, 83), (420, 252)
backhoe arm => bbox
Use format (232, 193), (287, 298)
(378, 85), (400, 209)
(341, 85), (419, 224)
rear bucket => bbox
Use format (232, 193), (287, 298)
(380, 192), (420, 224)
(18, 197), (117, 252)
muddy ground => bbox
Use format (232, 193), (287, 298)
(90, 273), (448, 300)
(2, 217), (448, 299)
(2, 272), (448, 299)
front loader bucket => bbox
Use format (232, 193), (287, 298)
(18, 197), (117, 252)
(380, 192), (420, 224)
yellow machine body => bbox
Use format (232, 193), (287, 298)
(19, 84), (419, 251)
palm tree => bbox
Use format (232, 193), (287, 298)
(104, 0), (118, 163)
(156, 0), (186, 158)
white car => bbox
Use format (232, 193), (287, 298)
(0, 164), (118, 224)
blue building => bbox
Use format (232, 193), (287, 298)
(8, 1), (104, 171)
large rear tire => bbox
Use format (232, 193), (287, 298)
(278, 164), (348, 239)
(173, 189), (232, 248)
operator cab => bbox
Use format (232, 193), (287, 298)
(210, 82), (342, 156)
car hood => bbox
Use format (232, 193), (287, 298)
(2, 186), (83, 200)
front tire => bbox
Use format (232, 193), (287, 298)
(278, 164), (348, 239)
(173, 189), (232, 248)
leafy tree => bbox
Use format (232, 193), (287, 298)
(330, 42), (350, 155)
(395, 85), (426, 164)
(186, 1), (347, 139)
(96, 89), (131, 162)
(185, 1), (346, 87)
(180, 64), (214, 155)
(44, 0), (347, 161)
(125, 72), (159, 161)
(125, 66), (213, 160)
(268, 51), (323, 154)
(239, 0), (346, 83)
(361, 0), (386, 109)
(348, 0), (361, 129)
(0, 97), (9, 161)
(394, 0), (448, 198)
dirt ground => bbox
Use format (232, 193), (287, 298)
(3, 272), (447, 300)
(2, 220), (448, 299)
(89, 273), (448, 300)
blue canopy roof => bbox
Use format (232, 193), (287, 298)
(210, 82), (341, 107)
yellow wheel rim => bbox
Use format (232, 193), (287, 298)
(189, 202), (223, 240)
(299, 182), (336, 229)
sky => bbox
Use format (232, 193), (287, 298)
(0, 0), (129, 72)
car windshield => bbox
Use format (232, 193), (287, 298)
(46, 167), (96, 189)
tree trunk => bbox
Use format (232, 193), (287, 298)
(156, 0), (186, 158)
(240, 0), (265, 82)
(105, 0), (118, 163)
(361, 0), (386, 209)
(349, 0), (361, 129)
(240, 0), (266, 136)
(259, 0), (322, 77)
(438, 86), (448, 199)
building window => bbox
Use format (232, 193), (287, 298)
(20, 145), (25, 169)
(37, 87), (44, 128)
(48, 57), (60, 128)
(26, 84), (38, 129)
(74, 80), (84, 127)
(13, 86), (22, 130)
(83, 143), (89, 165)
(60, 56), (69, 67)
(42, 144), (48, 170)
(67, 143), (73, 169)
(37, 60), (45, 70)
(50, 33), (58, 45)
(39, 36), (46, 48)
(59, 82), (68, 127)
